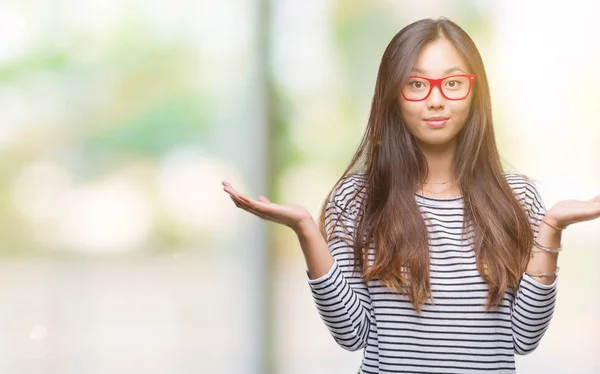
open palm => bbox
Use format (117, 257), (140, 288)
(222, 181), (314, 232)
(546, 194), (600, 228)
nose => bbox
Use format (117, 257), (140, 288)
(426, 85), (445, 109)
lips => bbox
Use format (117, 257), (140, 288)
(424, 116), (449, 128)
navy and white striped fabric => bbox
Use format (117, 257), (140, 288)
(308, 173), (557, 373)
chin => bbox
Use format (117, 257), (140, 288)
(417, 135), (456, 148)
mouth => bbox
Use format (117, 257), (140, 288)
(424, 116), (449, 128)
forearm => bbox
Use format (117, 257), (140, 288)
(295, 219), (335, 280)
(513, 219), (559, 353)
(525, 220), (561, 285)
(301, 217), (372, 352)
(511, 276), (557, 354)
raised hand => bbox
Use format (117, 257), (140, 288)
(545, 194), (600, 229)
(222, 181), (315, 233)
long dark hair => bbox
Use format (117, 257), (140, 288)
(319, 18), (533, 312)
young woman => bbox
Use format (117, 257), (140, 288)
(222, 18), (600, 373)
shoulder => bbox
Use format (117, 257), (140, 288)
(502, 172), (546, 211)
(330, 172), (368, 209)
(503, 173), (541, 198)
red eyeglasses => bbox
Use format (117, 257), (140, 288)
(401, 74), (475, 101)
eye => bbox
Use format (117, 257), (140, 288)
(408, 81), (425, 89)
(444, 79), (465, 89)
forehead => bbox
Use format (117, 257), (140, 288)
(412, 38), (468, 76)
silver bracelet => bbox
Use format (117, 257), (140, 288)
(530, 249), (550, 258)
(525, 266), (560, 278)
(533, 238), (562, 253)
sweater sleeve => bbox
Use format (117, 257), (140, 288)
(307, 177), (372, 352)
(511, 178), (558, 355)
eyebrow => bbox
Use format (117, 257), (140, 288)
(412, 67), (466, 75)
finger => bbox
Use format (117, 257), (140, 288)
(232, 198), (266, 219)
(593, 194), (600, 203)
(223, 183), (268, 207)
(230, 196), (267, 219)
(236, 195), (273, 219)
(586, 200), (600, 213)
(229, 196), (248, 211)
(223, 184), (240, 197)
(222, 182), (249, 198)
(223, 186), (249, 203)
(230, 195), (255, 211)
(577, 203), (600, 222)
(240, 197), (275, 218)
(222, 181), (236, 192)
(258, 196), (271, 204)
(224, 187), (272, 217)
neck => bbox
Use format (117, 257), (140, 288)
(419, 142), (456, 183)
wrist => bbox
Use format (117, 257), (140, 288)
(542, 212), (566, 231)
(536, 217), (563, 249)
(293, 215), (318, 237)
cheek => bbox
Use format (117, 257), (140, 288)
(399, 101), (423, 123)
(450, 99), (472, 122)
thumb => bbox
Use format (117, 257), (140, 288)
(258, 196), (271, 203)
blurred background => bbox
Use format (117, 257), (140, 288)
(0, 0), (598, 373)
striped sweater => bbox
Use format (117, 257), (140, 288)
(308, 173), (557, 373)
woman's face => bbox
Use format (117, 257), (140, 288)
(398, 38), (474, 150)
